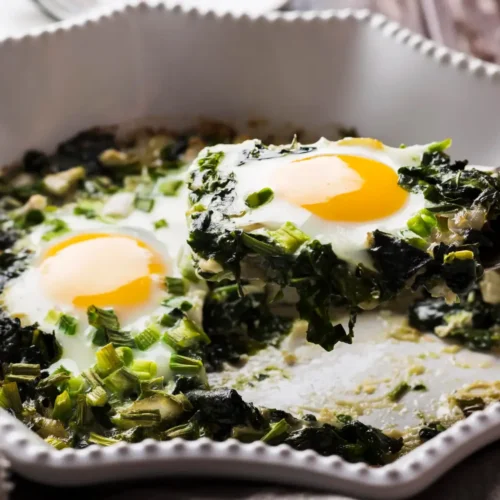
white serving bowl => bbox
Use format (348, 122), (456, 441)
(1, 3), (500, 498)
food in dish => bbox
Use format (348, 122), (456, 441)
(0, 126), (498, 464)
(187, 137), (500, 350)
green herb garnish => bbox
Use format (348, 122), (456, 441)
(154, 219), (168, 230)
(245, 187), (274, 209)
(134, 195), (155, 213)
(42, 218), (70, 241)
(158, 180), (183, 196)
(387, 382), (410, 402)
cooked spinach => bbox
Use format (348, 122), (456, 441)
(201, 283), (291, 371)
(187, 143), (500, 351)
(419, 421), (447, 441)
(0, 316), (61, 374)
(409, 287), (500, 351)
(0, 333), (402, 464)
(398, 150), (500, 215)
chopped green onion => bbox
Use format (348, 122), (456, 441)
(75, 395), (92, 426)
(387, 381), (410, 402)
(87, 306), (120, 331)
(95, 344), (123, 377)
(130, 360), (158, 379)
(88, 307), (135, 347)
(245, 187), (274, 209)
(165, 276), (186, 296)
(154, 219), (168, 230)
(160, 313), (179, 327)
(15, 209), (45, 229)
(134, 326), (161, 351)
(81, 368), (105, 389)
(0, 382), (22, 413)
(43, 166), (85, 196)
(66, 376), (85, 396)
(107, 329), (136, 348)
(120, 409), (162, 426)
(261, 419), (291, 444)
(88, 432), (120, 447)
(5, 363), (40, 382)
(163, 421), (199, 439)
(91, 328), (108, 346)
(45, 436), (68, 450)
(52, 390), (72, 421)
(73, 202), (98, 219)
(103, 367), (139, 396)
(231, 426), (266, 443)
(115, 346), (134, 366)
(427, 138), (452, 153)
(58, 314), (78, 336)
(32, 416), (66, 439)
(44, 309), (61, 325)
(198, 150), (224, 170)
(121, 393), (185, 423)
(241, 233), (285, 257)
(134, 195), (155, 213)
(37, 368), (71, 389)
(268, 222), (310, 253)
(42, 219), (70, 242)
(444, 250), (474, 263)
(86, 386), (108, 407)
(407, 209), (437, 238)
(139, 376), (164, 397)
(162, 296), (193, 311)
(169, 354), (203, 375)
(163, 318), (210, 350)
(158, 179), (183, 196)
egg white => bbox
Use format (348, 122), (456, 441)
(209, 138), (431, 268)
(2, 184), (196, 378)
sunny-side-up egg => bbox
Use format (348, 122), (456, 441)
(1, 182), (200, 379)
(208, 137), (437, 268)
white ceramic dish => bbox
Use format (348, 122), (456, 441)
(1, 3), (500, 498)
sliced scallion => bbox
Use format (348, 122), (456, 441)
(103, 367), (139, 396)
(107, 329), (136, 348)
(95, 344), (123, 378)
(169, 354), (203, 375)
(42, 219), (70, 242)
(134, 326), (161, 351)
(158, 179), (183, 196)
(88, 432), (120, 447)
(261, 418), (291, 444)
(268, 221), (310, 254)
(387, 381), (410, 402)
(86, 386), (108, 407)
(134, 195), (155, 213)
(164, 276), (186, 296)
(58, 314), (78, 336)
(162, 318), (210, 350)
(5, 363), (40, 383)
(130, 360), (157, 379)
(45, 436), (68, 450)
(115, 346), (134, 366)
(245, 187), (274, 209)
(153, 219), (168, 230)
(0, 382), (22, 413)
(52, 390), (72, 421)
(37, 368), (71, 390)
(87, 306), (120, 330)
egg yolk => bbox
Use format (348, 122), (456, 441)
(272, 154), (408, 222)
(40, 233), (166, 312)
